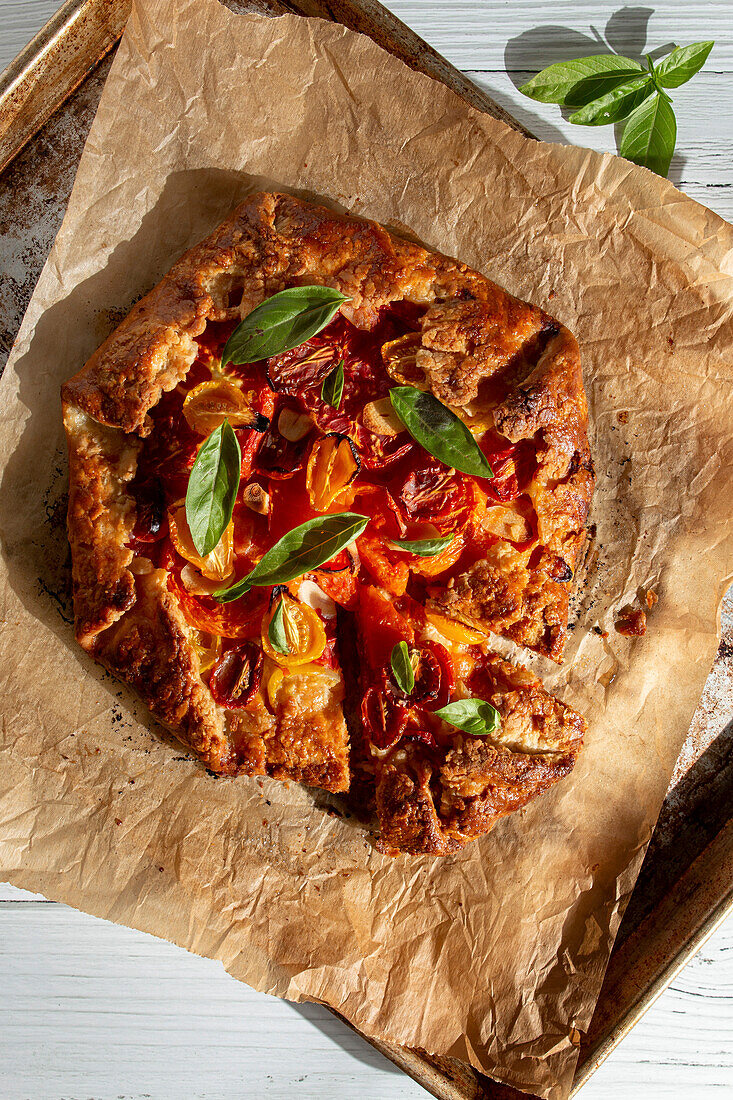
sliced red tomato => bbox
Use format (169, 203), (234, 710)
(357, 585), (414, 669)
(164, 543), (269, 639)
(350, 483), (403, 540)
(480, 433), (536, 504)
(411, 641), (455, 711)
(314, 569), (359, 610)
(358, 434), (415, 472)
(266, 476), (318, 541)
(129, 478), (168, 547)
(389, 460), (474, 533)
(361, 680), (409, 751)
(357, 535), (410, 597)
(403, 728), (438, 750)
(209, 642), (264, 709)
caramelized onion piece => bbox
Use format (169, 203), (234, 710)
(183, 377), (268, 436)
(306, 434), (360, 512)
(209, 642), (264, 710)
(241, 482), (270, 515)
(361, 397), (404, 438)
(278, 406), (314, 442)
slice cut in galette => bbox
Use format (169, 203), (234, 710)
(62, 192), (593, 853)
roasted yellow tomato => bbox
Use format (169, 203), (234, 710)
(381, 331), (424, 384)
(306, 434), (360, 512)
(192, 630), (222, 673)
(424, 609), (488, 646)
(407, 534), (466, 578)
(167, 504), (234, 582)
(183, 377), (262, 436)
(261, 593), (327, 668)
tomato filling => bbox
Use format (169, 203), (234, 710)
(127, 299), (540, 732)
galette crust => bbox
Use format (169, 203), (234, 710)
(376, 655), (585, 856)
(62, 191), (592, 805)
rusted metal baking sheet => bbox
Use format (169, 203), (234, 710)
(1, 3), (731, 1097)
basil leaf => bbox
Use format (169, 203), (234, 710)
(390, 641), (414, 694)
(619, 92), (676, 177)
(391, 535), (455, 558)
(434, 698), (502, 737)
(321, 358), (345, 409)
(655, 41), (714, 89)
(222, 286), (350, 366)
(389, 386), (493, 479)
(212, 575), (252, 604)
(185, 421), (241, 556)
(214, 512), (369, 602)
(268, 598), (291, 655)
(519, 54), (643, 107)
(569, 74), (653, 126)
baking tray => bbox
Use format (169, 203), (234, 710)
(1, 2), (731, 1097)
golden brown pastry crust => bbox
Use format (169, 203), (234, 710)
(375, 655), (584, 856)
(62, 191), (592, 816)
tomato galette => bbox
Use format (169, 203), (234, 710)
(62, 192), (593, 855)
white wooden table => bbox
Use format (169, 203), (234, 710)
(1, 2), (732, 1097)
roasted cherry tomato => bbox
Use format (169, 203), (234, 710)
(165, 544), (268, 639)
(192, 630), (222, 674)
(130, 478), (167, 545)
(403, 728), (438, 750)
(306, 434), (360, 512)
(357, 585), (414, 669)
(314, 568), (359, 610)
(350, 483), (404, 540)
(424, 609), (488, 646)
(266, 342), (337, 393)
(182, 377), (268, 436)
(167, 504), (234, 582)
(359, 435), (415, 472)
(411, 641), (455, 710)
(261, 593), (327, 668)
(361, 681), (409, 751)
(256, 411), (313, 480)
(480, 434), (536, 504)
(391, 461), (474, 532)
(401, 533), (465, 579)
(209, 642), (264, 710)
(357, 535), (409, 597)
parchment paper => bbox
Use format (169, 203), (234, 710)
(1, 1), (732, 1096)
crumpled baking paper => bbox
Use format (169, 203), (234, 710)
(0, 1), (732, 1096)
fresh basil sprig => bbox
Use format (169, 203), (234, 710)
(214, 512), (369, 602)
(268, 597), (291, 655)
(390, 641), (415, 694)
(185, 421), (241, 556)
(222, 286), (350, 366)
(519, 41), (713, 177)
(389, 387), (493, 479)
(391, 535), (455, 558)
(321, 358), (345, 409)
(618, 91), (676, 178)
(434, 698), (502, 738)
